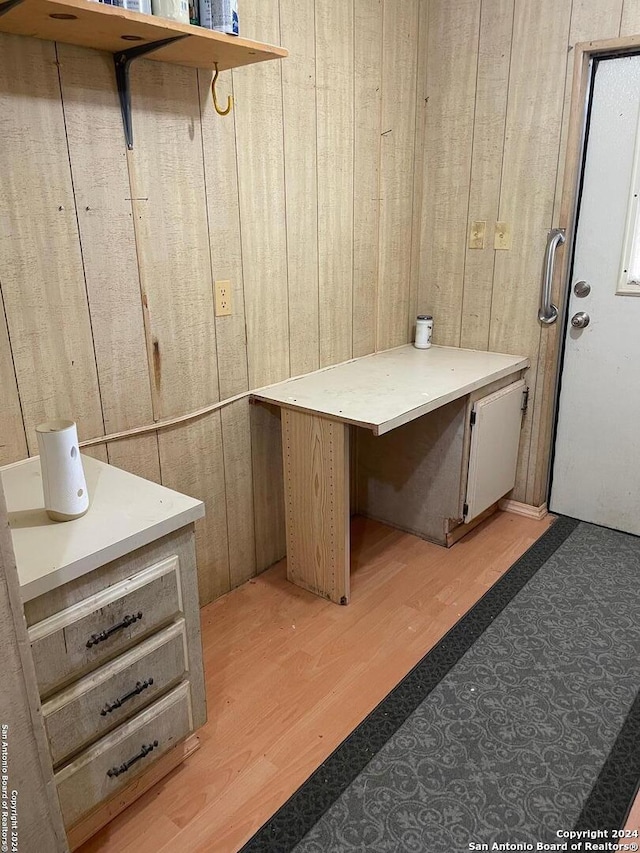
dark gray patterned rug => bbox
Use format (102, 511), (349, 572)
(242, 517), (640, 852)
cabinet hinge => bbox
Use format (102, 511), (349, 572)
(470, 411), (477, 427)
(521, 386), (530, 414)
(463, 502), (469, 518)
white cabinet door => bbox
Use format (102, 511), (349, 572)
(465, 380), (525, 522)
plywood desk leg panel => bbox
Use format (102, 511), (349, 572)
(281, 409), (350, 604)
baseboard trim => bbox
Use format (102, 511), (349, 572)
(499, 499), (548, 521)
(67, 733), (200, 850)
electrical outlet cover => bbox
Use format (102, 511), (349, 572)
(494, 222), (511, 250)
(215, 280), (232, 317)
(469, 220), (486, 250)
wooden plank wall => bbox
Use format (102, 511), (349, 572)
(0, 0), (426, 605)
(418, 0), (640, 506)
(5, 0), (634, 598)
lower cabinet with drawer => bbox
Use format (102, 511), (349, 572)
(23, 524), (207, 848)
(55, 682), (193, 827)
(31, 555), (184, 699)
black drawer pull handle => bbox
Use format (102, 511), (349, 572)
(107, 740), (159, 778)
(86, 612), (143, 649)
(100, 678), (155, 716)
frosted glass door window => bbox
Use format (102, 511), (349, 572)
(618, 101), (640, 295)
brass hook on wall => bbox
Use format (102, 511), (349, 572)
(212, 63), (233, 116)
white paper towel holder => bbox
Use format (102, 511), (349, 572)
(36, 419), (90, 522)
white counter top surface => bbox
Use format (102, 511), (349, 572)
(1, 455), (204, 603)
(253, 345), (529, 434)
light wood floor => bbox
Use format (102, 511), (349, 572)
(78, 510), (638, 852)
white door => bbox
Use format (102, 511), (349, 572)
(550, 55), (640, 534)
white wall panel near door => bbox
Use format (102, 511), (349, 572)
(465, 380), (525, 522)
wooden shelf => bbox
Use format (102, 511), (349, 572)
(0, 0), (288, 71)
(0, 0), (287, 147)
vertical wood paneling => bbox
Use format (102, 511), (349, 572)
(489, 0), (572, 501)
(198, 70), (255, 585)
(199, 69), (249, 402)
(232, 0), (288, 580)
(0, 36), (103, 452)
(418, 0), (481, 346)
(316, 0), (354, 367)
(353, 0), (383, 358)
(0, 296), (26, 465)
(620, 0), (640, 34)
(57, 45), (161, 483)
(159, 416), (230, 605)
(81, 444), (108, 463)
(233, 0), (289, 389)
(459, 0), (514, 351)
(280, 0), (320, 376)
(124, 61), (229, 604)
(128, 60), (219, 420)
(0, 6), (428, 602)
(58, 46), (153, 433)
(376, 0), (420, 351)
(107, 435), (161, 483)
(408, 0), (430, 343)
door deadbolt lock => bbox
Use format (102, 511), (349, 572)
(573, 280), (591, 297)
(571, 311), (590, 329)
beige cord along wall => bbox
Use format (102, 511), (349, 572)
(0, 0), (427, 605)
(417, 0), (640, 506)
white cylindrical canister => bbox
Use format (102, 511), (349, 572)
(152, 0), (189, 23)
(414, 314), (433, 349)
(199, 0), (239, 35)
(124, 0), (152, 12)
(36, 420), (90, 522)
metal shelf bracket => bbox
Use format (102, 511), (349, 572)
(114, 35), (188, 150)
(0, 0), (25, 17)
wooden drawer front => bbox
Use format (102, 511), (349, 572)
(43, 621), (188, 767)
(29, 556), (183, 697)
(55, 681), (193, 828)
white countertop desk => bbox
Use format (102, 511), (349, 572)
(1, 455), (204, 602)
(253, 345), (529, 604)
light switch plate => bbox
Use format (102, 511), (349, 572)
(469, 220), (486, 249)
(215, 280), (232, 317)
(495, 222), (511, 250)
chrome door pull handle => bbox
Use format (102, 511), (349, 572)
(538, 228), (565, 325)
